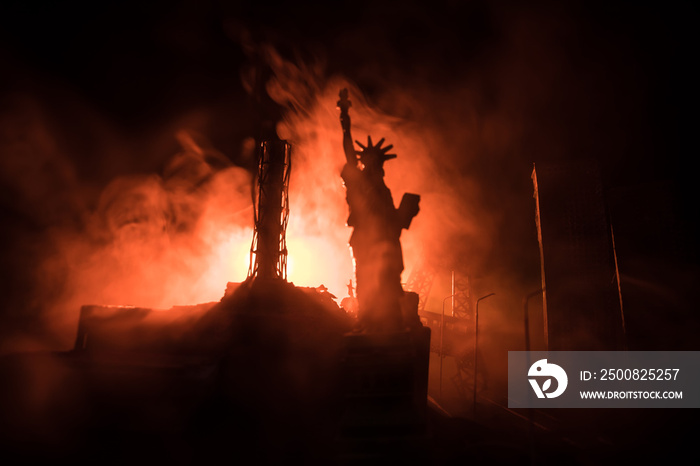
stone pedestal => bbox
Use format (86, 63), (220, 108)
(336, 326), (431, 462)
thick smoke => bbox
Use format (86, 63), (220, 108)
(256, 44), (497, 292)
(0, 95), (255, 352)
(0, 22), (529, 360)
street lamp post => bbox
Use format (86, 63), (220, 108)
(473, 292), (495, 414)
(439, 294), (454, 402)
(523, 288), (543, 465)
(523, 288), (544, 353)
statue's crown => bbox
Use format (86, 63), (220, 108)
(355, 136), (396, 165)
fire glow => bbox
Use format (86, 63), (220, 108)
(13, 49), (494, 352)
(57, 85), (430, 304)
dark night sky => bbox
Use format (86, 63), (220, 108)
(0, 0), (697, 347)
(0, 1), (694, 180)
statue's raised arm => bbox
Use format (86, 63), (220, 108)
(337, 88), (358, 167)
